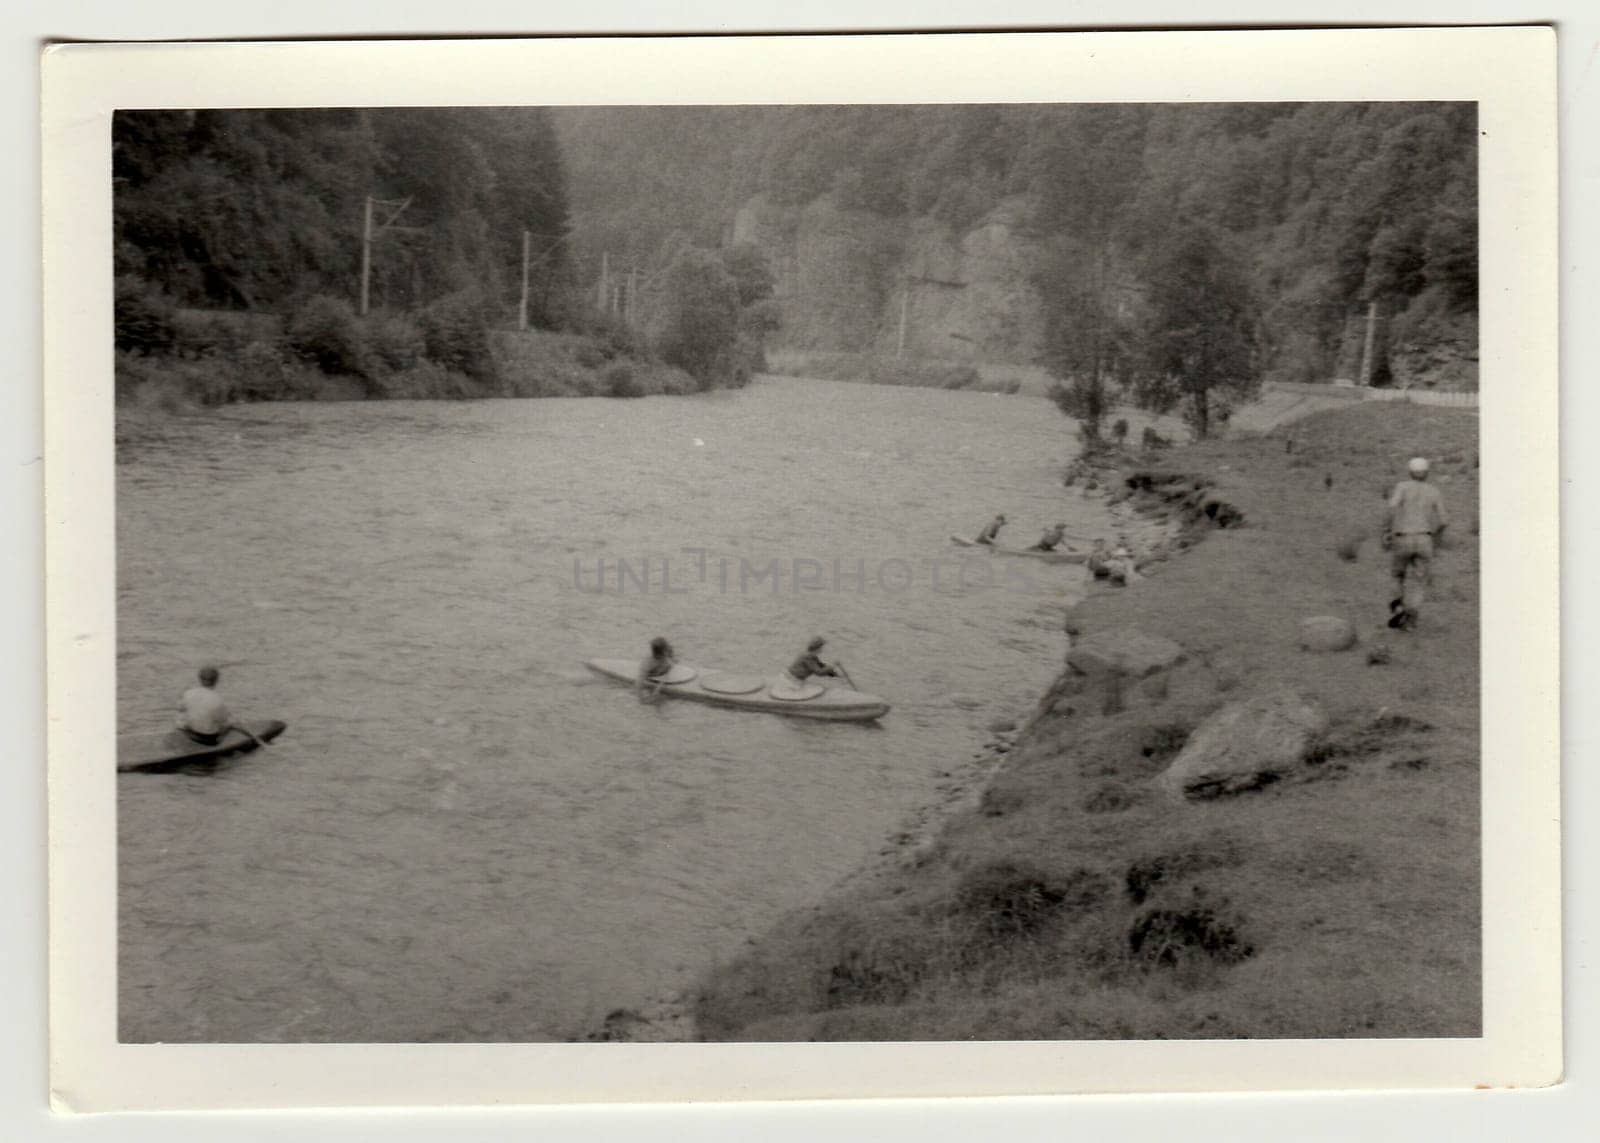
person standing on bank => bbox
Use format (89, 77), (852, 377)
(177, 666), (263, 747)
(1383, 456), (1449, 630)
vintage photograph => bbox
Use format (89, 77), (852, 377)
(110, 98), (1484, 1045)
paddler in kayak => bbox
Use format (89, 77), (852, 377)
(1029, 522), (1069, 552)
(975, 514), (1008, 546)
(637, 636), (678, 702)
(177, 666), (263, 748)
(785, 637), (842, 686)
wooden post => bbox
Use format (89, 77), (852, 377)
(1358, 299), (1378, 387)
(897, 281), (910, 357)
(359, 195), (374, 316)
(597, 251), (610, 313)
(519, 229), (531, 332)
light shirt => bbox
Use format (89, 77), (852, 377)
(1388, 479), (1448, 535)
(178, 685), (231, 735)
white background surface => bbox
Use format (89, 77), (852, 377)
(7, 1), (1595, 1139)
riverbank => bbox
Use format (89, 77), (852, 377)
(690, 401), (1480, 1040)
(114, 323), (707, 422)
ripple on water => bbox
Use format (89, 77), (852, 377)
(116, 379), (1136, 1042)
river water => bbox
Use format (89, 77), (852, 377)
(116, 376), (1128, 1043)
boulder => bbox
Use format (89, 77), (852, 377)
(1157, 688), (1328, 801)
(1066, 629), (1186, 680)
(1298, 616), (1357, 653)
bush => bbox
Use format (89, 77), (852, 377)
(114, 276), (178, 356)
(419, 290), (499, 388)
(654, 248), (741, 389)
(603, 362), (645, 398)
(286, 294), (369, 377)
(375, 360), (478, 400)
(363, 312), (426, 374)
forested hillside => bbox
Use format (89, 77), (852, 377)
(556, 103), (1479, 405)
(113, 103), (1476, 411)
(115, 108), (571, 324)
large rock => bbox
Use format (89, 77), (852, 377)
(1067, 629), (1186, 679)
(1157, 689), (1328, 801)
(1299, 616), (1357, 653)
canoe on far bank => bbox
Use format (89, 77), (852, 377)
(585, 659), (890, 722)
(117, 720), (287, 773)
(949, 535), (1090, 565)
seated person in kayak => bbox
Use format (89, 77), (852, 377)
(1086, 538), (1112, 577)
(1030, 522), (1068, 552)
(177, 666), (262, 747)
(1107, 535), (1142, 585)
(976, 514), (1008, 545)
(637, 636), (678, 700)
(786, 637), (841, 685)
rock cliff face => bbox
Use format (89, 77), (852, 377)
(732, 194), (1045, 366)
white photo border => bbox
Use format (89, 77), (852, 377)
(43, 28), (1559, 1111)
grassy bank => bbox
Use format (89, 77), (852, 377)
(765, 349), (1056, 396)
(693, 401), (1480, 1040)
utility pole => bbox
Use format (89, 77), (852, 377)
(358, 194), (417, 317)
(897, 280), (911, 357)
(519, 229), (531, 332)
(1358, 299), (1379, 387)
(359, 196), (373, 317)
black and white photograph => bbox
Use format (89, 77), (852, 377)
(41, 29), (1560, 1110)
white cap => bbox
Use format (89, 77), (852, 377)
(1408, 457), (1430, 478)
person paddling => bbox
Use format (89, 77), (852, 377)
(637, 636), (678, 701)
(177, 666), (263, 748)
(1086, 538), (1112, 578)
(786, 637), (842, 686)
(976, 514), (1007, 546)
(1030, 522), (1069, 552)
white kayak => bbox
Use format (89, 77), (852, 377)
(585, 659), (890, 722)
(950, 535), (1090, 564)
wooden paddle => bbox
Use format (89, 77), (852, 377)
(834, 661), (859, 690)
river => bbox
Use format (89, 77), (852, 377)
(116, 376), (1129, 1042)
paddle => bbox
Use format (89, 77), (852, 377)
(833, 661), (859, 691)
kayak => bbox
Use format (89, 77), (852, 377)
(117, 720), (287, 773)
(585, 659), (890, 722)
(949, 535), (1090, 565)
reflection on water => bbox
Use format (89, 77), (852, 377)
(117, 377), (1126, 1042)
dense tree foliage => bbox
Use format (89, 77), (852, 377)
(556, 101), (1477, 400)
(1134, 226), (1260, 438)
(114, 108), (571, 325)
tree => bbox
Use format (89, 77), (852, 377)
(1029, 107), (1147, 445)
(1132, 226), (1260, 439)
(654, 248), (742, 389)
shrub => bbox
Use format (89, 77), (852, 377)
(603, 362), (645, 398)
(1112, 418), (1130, 443)
(114, 275), (178, 356)
(1141, 426), (1171, 451)
(287, 294), (369, 377)
(363, 312), (426, 374)
(654, 248), (741, 389)
(419, 290), (499, 388)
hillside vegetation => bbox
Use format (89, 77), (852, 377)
(557, 104), (1478, 396)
